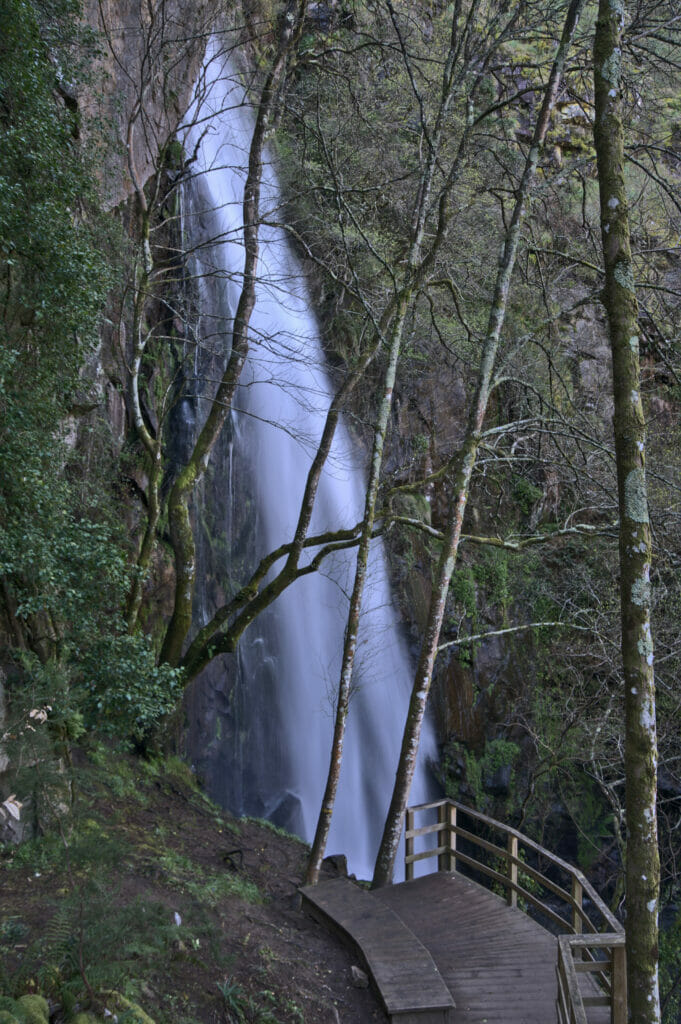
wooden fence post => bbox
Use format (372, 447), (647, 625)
(438, 802), (447, 871)
(611, 943), (627, 1024)
(571, 876), (583, 934)
(448, 802), (457, 872)
(507, 833), (518, 907)
(405, 808), (414, 881)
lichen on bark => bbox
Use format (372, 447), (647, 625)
(593, 0), (660, 1018)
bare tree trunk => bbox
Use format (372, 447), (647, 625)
(160, 0), (307, 666)
(123, 97), (164, 632)
(304, 294), (411, 885)
(304, 0), (486, 885)
(593, 2), (659, 1019)
(371, 0), (586, 888)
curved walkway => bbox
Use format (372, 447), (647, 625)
(301, 876), (454, 1023)
(302, 872), (611, 1024)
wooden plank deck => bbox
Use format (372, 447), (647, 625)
(301, 877), (455, 1023)
(303, 872), (611, 1024)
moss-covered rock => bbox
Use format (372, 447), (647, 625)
(16, 995), (49, 1024)
(72, 1013), (101, 1024)
(0, 996), (24, 1024)
(391, 491), (432, 525)
(101, 992), (155, 1024)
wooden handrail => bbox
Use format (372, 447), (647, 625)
(405, 798), (626, 1024)
(557, 936), (589, 1024)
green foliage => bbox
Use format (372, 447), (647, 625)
(5, 888), (190, 1006)
(441, 738), (520, 813)
(242, 817), (306, 845)
(157, 847), (262, 907)
(217, 978), (287, 1024)
(565, 776), (614, 873)
(511, 474), (543, 517)
(660, 909), (681, 1024)
(484, 739), (521, 778)
(217, 979), (249, 1021)
(0, 0), (108, 357)
(450, 566), (477, 620)
(474, 549), (510, 614)
(0, 0), (179, 751)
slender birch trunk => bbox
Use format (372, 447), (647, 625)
(304, 1), (481, 885)
(593, 3), (659, 1019)
(304, 294), (411, 885)
(371, 0), (586, 888)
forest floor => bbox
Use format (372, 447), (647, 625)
(0, 748), (388, 1024)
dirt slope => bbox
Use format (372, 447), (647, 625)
(0, 749), (388, 1024)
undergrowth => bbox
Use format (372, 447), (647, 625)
(0, 747), (307, 1024)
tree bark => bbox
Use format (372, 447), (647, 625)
(593, 2), (660, 1020)
(371, 0), (586, 888)
(160, 1), (307, 666)
(304, 0), (487, 885)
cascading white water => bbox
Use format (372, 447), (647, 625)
(182, 40), (437, 880)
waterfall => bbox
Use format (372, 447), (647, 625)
(181, 41), (437, 880)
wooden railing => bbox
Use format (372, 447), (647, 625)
(405, 799), (626, 1024)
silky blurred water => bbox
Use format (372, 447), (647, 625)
(181, 40), (436, 879)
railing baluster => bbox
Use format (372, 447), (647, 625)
(448, 801), (457, 872)
(404, 798), (626, 1023)
(437, 802), (447, 871)
(611, 943), (627, 1024)
(507, 833), (518, 907)
(572, 875), (583, 934)
(405, 807), (414, 881)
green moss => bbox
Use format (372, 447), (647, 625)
(0, 1011), (19, 1024)
(450, 566), (477, 620)
(474, 549), (510, 613)
(15, 996), (48, 1024)
(157, 848), (262, 907)
(102, 993), (155, 1024)
(243, 816), (307, 845)
(392, 492), (431, 525)
(511, 474), (543, 517)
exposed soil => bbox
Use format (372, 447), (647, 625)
(0, 749), (388, 1024)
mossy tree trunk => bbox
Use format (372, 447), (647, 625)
(371, 0), (586, 889)
(593, 2), (660, 1020)
(305, 0), (491, 886)
(160, 0), (308, 666)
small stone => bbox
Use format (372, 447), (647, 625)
(351, 965), (369, 988)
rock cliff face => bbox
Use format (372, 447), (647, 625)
(83, 0), (210, 209)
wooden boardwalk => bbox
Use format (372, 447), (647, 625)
(302, 799), (626, 1024)
(379, 872), (609, 1024)
(303, 872), (610, 1024)
(302, 876), (454, 1023)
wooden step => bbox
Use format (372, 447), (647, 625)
(300, 877), (455, 1024)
